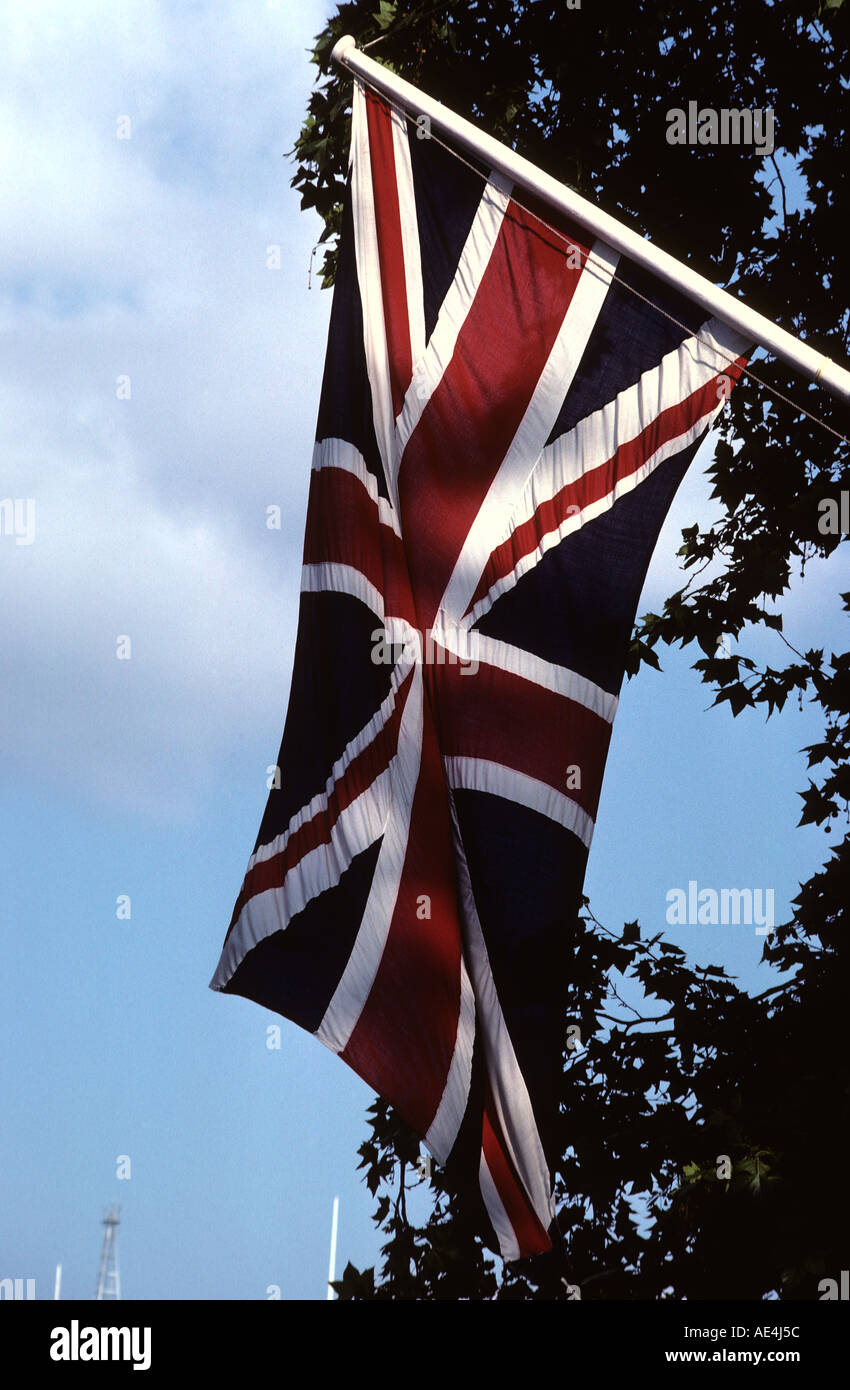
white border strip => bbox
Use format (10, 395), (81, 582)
(515, 317), (749, 531)
(479, 1152), (521, 1264)
(436, 626), (618, 724)
(244, 659), (413, 879)
(390, 105), (426, 376)
(465, 319), (749, 626)
(445, 755), (594, 850)
(301, 560), (385, 621)
(436, 240), (619, 624)
(210, 763), (395, 990)
(395, 176), (512, 456)
(351, 80), (401, 510)
(316, 662), (425, 1052)
(312, 437), (402, 537)
(424, 953), (477, 1163)
(448, 793), (554, 1244)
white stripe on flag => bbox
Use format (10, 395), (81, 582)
(351, 80), (400, 511)
(243, 660), (412, 879)
(301, 561), (385, 621)
(210, 764), (395, 990)
(395, 174), (513, 457)
(516, 316), (749, 529)
(316, 660), (425, 1053)
(424, 952), (476, 1164)
(465, 317), (749, 626)
(390, 107), (426, 379)
(435, 624), (618, 724)
(214, 631), (424, 991)
(448, 792), (556, 1241)
(444, 755), (595, 849)
(479, 1153), (521, 1264)
(312, 438), (402, 537)
(436, 239), (619, 624)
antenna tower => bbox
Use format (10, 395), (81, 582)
(95, 1204), (121, 1300)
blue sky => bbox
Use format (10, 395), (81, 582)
(1, 1), (846, 1301)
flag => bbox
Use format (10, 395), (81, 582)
(210, 77), (749, 1262)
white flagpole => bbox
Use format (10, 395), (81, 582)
(326, 1195), (339, 1301)
(54, 1264), (62, 1300)
(331, 35), (850, 404)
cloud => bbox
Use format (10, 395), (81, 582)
(1, 442), (306, 819)
(0, 0), (333, 819)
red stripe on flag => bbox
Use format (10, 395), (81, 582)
(341, 699), (464, 1137)
(482, 1085), (552, 1257)
(226, 669), (414, 936)
(398, 198), (585, 630)
(469, 357), (748, 612)
(429, 656), (611, 821)
(303, 467), (416, 625)
(365, 91), (413, 418)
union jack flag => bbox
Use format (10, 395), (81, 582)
(211, 78), (748, 1261)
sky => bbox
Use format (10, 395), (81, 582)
(1, 1), (847, 1301)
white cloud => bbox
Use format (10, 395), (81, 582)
(0, 0), (334, 819)
(1, 444), (303, 819)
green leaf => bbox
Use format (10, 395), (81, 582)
(374, 0), (398, 31)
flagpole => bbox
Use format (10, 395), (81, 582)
(331, 35), (850, 405)
(326, 1195), (339, 1301)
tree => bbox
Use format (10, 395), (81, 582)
(293, 0), (849, 1298)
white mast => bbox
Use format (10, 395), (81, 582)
(331, 35), (850, 404)
(327, 1196), (339, 1301)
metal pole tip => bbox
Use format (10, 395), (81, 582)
(330, 34), (357, 67)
